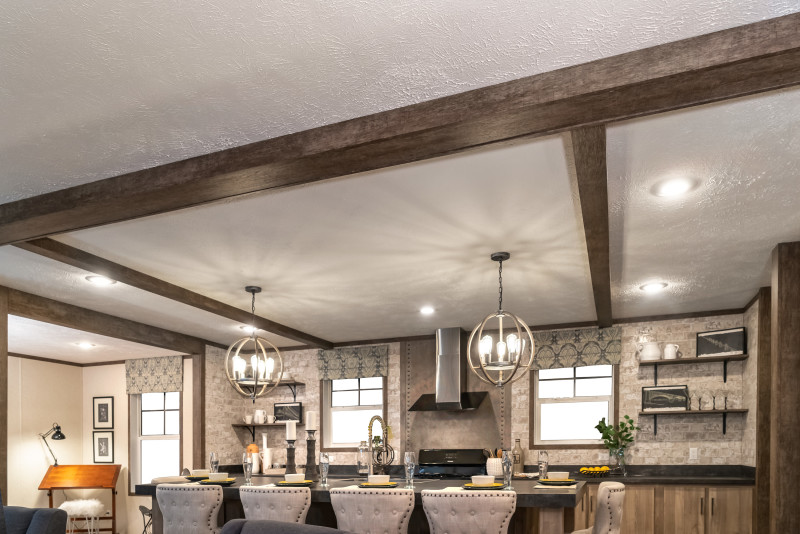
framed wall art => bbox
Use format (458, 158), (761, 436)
(93, 431), (114, 463)
(93, 396), (114, 429)
(696, 327), (746, 358)
(642, 385), (689, 412)
(274, 401), (303, 423)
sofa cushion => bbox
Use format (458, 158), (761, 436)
(4, 506), (68, 534)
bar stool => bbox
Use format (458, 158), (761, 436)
(570, 482), (625, 534)
(330, 487), (415, 534)
(421, 490), (517, 534)
(59, 498), (105, 534)
(156, 484), (223, 534)
(239, 486), (311, 523)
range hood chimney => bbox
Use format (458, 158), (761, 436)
(408, 328), (488, 411)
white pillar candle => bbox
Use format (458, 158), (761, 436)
(306, 410), (318, 431)
(286, 420), (296, 441)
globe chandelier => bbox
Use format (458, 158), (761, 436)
(224, 286), (283, 401)
(467, 252), (535, 387)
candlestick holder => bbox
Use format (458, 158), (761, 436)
(305, 430), (319, 481)
(285, 439), (297, 474)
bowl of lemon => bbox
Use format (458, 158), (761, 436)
(579, 466), (611, 478)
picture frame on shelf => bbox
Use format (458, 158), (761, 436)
(93, 431), (114, 463)
(274, 401), (303, 423)
(696, 327), (746, 357)
(93, 396), (114, 429)
(642, 385), (690, 412)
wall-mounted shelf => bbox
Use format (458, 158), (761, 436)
(639, 409), (748, 435)
(232, 422), (305, 441)
(639, 354), (748, 384)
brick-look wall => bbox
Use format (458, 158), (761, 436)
(204, 345), (245, 465)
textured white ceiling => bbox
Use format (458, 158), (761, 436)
(8, 315), (182, 364)
(55, 135), (597, 342)
(0, 1), (795, 202)
(607, 88), (800, 318)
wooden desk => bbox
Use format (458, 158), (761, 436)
(39, 464), (121, 534)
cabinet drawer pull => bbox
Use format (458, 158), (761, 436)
(700, 497), (704, 515)
(711, 498), (715, 516)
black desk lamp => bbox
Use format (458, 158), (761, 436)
(40, 422), (66, 466)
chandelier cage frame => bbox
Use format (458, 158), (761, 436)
(224, 286), (284, 401)
(466, 252), (535, 388)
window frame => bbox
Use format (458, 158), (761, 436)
(320, 377), (388, 453)
(128, 391), (183, 494)
(528, 365), (618, 450)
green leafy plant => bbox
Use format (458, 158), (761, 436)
(595, 415), (640, 451)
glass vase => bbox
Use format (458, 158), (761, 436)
(608, 447), (627, 476)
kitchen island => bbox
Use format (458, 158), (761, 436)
(135, 474), (585, 534)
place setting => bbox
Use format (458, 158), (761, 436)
(535, 471), (576, 489)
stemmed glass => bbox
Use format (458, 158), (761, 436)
(502, 450), (514, 490)
(319, 452), (330, 487)
(209, 451), (219, 473)
(404, 452), (416, 489)
(242, 452), (253, 486)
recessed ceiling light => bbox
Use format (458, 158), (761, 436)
(75, 342), (96, 349)
(420, 306), (435, 315)
(85, 275), (116, 286)
(651, 177), (696, 197)
(240, 325), (257, 334)
(640, 282), (668, 294)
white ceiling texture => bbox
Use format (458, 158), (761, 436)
(0, 1), (798, 362)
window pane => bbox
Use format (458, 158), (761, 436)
(538, 379), (574, 399)
(165, 411), (180, 435)
(360, 377), (383, 389)
(332, 379), (359, 391)
(332, 391), (359, 407)
(165, 392), (180, 410)
(330, 409), (382, 445)
(360, 389), (383, 406)
(539, 368), (573, 380)
(141, 439), (180, 482)
(576, 365), (612, 378)
(576, 377), (613, 397)
(142, 412), (164, 435)
(141, 392), (164, 411)
(540, 401), (608, 441)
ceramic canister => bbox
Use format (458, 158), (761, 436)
(486, 458), (504, 477)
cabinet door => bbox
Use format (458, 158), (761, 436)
(707, 487), (752, 534)
(619, 486), (656, 534)
(663, 486), (705, 534)
(572, 487), (589, 531)
(585, 484), (599, 528)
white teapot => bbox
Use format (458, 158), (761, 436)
(637, 341), (662, 361)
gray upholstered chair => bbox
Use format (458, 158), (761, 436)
(239, 486), (311, 523)
(421, 490), (517, 534)
(570, 482), (625, 534)
(220, 519), (349, 534)
(156, 484), (223, 534)
(330, 487), (415, 534)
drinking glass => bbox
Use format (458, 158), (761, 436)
(404, 452), (416, 488)
(502, 450), (514, 490)
(242, 452), (253, 486)
(537, 450), (549, 479)
(209, 451), (219, 473)
(319, 452), (330, 487)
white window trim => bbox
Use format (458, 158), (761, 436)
(321, 378), (385, 450)
(129, 393), (182, 492)
(532, 367), (616, 447)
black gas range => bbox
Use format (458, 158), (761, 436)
(415, 448), (489, 479)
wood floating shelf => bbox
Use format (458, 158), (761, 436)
(233, 422), (306, 441)
(639, 354), (748, 384)
(639, 409), (748, 435)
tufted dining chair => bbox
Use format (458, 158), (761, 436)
(570, 482), (625, 534)
(421, 490), (517, 534)
(156, 484), (223, 534)
(239, 486), (312, 523)
(329, 487), (415, 534)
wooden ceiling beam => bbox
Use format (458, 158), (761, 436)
(6, 288), (213, 355)
(568, 126), (612, 327)
(14, 238), (334, 349)
(0, 15), (799, 245)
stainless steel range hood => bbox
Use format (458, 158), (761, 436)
(408, 328), (488, 411)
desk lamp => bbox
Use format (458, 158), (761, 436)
(40, 422), (66, 465)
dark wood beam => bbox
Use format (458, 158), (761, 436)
(0, 287), (8, 499)
(1, 15), (799, 245)
(6, 288), (209, 355)
(569, 126), (612, 327)
(753, 287), (771, 534)
(14, 238), (333, 349)
(192, 352), (206, 469)
(770, 242), (800, 532)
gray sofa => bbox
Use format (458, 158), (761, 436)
(1, 489), (67, 534)
(221, 519), (350, 534)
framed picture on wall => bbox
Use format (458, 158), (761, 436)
(642, 385), (690, 412)
(93, 431), (114, 463)
(274, 401), (303, 423)
(93, 396), (114, 429)
(696, 327), (746, 357)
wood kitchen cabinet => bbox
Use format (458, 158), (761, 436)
(707, 487), (752, 534)
(620, 486), (656, 534)
(662, 486), (752, 534)
(663, 486), (706, 534)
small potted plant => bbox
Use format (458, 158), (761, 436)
(595, 415), (640, 476)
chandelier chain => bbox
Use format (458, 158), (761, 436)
(250, 291), (257, 338)
(497, 260), (503, 311)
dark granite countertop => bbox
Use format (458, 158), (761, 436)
(530, 464), (755, 486)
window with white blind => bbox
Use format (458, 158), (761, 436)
(321, 377), (385, 450)
(129, 392), (181, 491)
